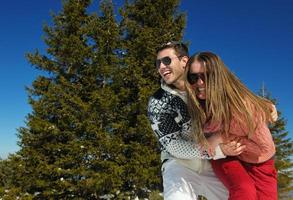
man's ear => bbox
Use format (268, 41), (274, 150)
(181, 56), (189, 69)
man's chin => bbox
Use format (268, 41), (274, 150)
(164, 78), (173, 85)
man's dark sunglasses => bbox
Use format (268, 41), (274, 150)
(155, 56), (181, 68)
(187, 73), (207, 84)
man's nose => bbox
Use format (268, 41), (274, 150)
(158, 62), (167, 69)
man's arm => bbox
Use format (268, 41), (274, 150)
(148, 95), (211, 159)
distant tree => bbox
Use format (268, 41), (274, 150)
(259, 86), (293, 199)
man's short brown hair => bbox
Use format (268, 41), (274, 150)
(156, 41), (189, 57)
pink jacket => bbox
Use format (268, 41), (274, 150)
(204, 115), (275, 164)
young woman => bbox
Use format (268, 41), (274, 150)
(184, 52), (277, 200)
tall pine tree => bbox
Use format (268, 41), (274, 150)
(13, 0), (124, 198)
(1, 0), (188, 199)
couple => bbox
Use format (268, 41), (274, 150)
(147, 42), (277, 200)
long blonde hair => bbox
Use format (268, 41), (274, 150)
(185, 52), (273, 146)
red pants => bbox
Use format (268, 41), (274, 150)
(211, 157), (277, 200)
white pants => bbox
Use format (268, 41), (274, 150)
(162, 159), (228, 200)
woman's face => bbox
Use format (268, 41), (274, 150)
(189, 60), (207, 100)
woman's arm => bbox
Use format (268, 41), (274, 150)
(206, 133), (246, 158)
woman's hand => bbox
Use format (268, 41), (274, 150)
(206, 132), (223, 157)
(270, 104), (278, 123)
(219, 140), (246, 156)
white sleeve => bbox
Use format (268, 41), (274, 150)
(212, 144), (227, 160)
(162, 135), (211, 159)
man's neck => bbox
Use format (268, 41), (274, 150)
(173, 80), (185, 91)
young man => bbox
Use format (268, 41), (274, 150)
(147, 42), (244, 200)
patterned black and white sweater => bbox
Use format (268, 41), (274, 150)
(148, 82), (211, 163)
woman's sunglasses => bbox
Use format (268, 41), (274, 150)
(187, 73), (207, 84)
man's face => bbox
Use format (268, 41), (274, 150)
(156, 48), (186, 87)
(189, 60), (206, 100)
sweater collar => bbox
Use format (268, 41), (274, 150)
(161, 80), (187, 103)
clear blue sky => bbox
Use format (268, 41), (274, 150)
(0, 0), (292, 158)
